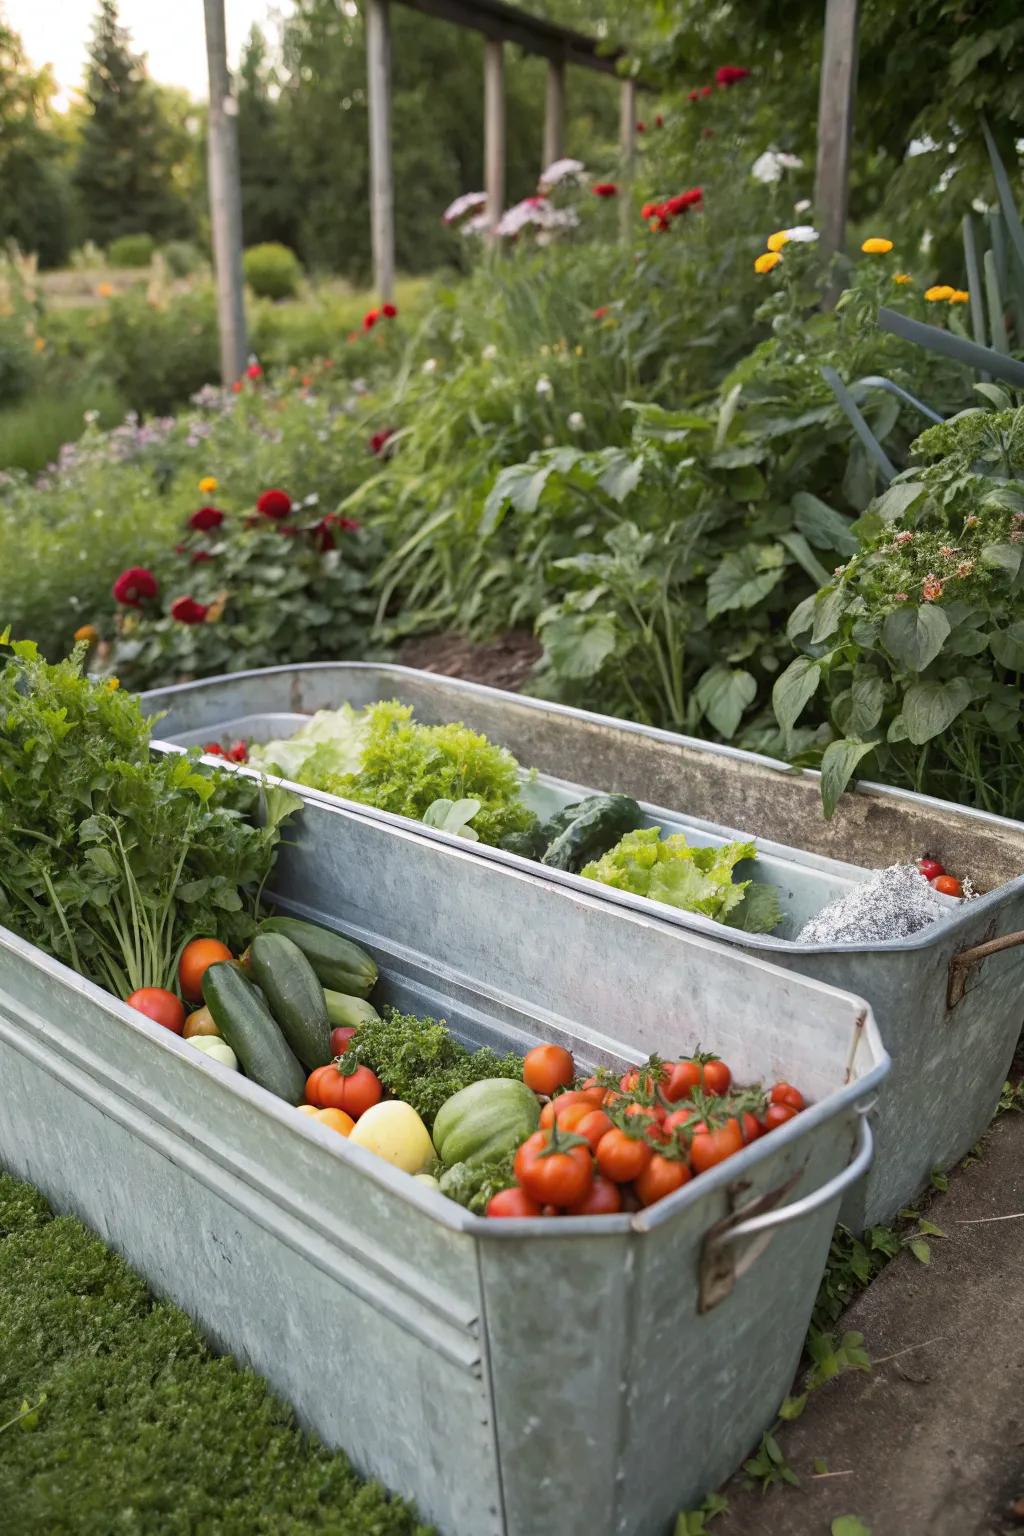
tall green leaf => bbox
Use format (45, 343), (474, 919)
(821, 738), (877, 819)
(773, 656), (822, 737)
(881, 605), (950, 672)
(902, 678), (973, 744)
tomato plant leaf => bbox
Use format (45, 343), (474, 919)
(706, 547), (785, 618)
(539, 614), (618, 680)
(902, 678), (973, 744)
(792, 491), (859, 556)
(693, 665), (757, 739)
(820, 738), (878, 818)
(989, 621), (1024, 670)
(773, 656), (822, 737)
(882, 604), (950, 672)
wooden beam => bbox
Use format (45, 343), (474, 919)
(543, 56), (566, 172)
(484, 38), (505, 240)
(203, 0), (248, 384)
(393, 0), (629, 77)
(366, 0), (396, 302)
(814, 0), (859, 262)
(618, 77), (636, 240)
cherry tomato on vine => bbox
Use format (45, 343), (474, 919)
(595, 1128), (652, 1183)
(739, 1111), (765, 1144)
(565, 1175), (623, 1216)
(762, 1103), (799, 1132)
(662, 1106), (697, 1136)
(514, 1127), (593, 1207)
(917, 856), (945, 881)
(635, 1155), (692, 1207)
(663, 1060), (702, 1101)
(486, 1187), (543, 1218)
(575, 1109), (614, 1152)
(931, 874), (962, 897)
(770, 1082), (806, 1111)
(523, 1043), (575, 1097)
(701, 1058), (733, 1096)
(689, 1118), (744, 1174)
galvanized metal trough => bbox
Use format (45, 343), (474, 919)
(0, 795), (887, 1536)
(144, 663), (1024, 1230)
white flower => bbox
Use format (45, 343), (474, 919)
(539, 157), (585, 191)
(751, 150), (803, 184)
(567, 411), (585, 432)
(422, 357), (438, 374)
(482, 343), (497, 362)
(536, 375), (553, 398)
(442, 190), (487, 225)
(794, 198), (812, 214)
(781, 224), (819, 244)
(461, 210), (491, 237)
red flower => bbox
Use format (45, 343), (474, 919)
(381, 302), (398, 318)
(277, 524), (302, 537)
(203, 741), (228, 757)
(245, 362), (263, 380)
(312, 512), (362, 551)
(635, 121), (646, 133)
(189, 505), (224, 532)
(170, 596), (209, 625)
(592, 305), (609, 319)
(700, 84), (713, 97)
(112, 566), (158, 607)
(655, 114), (664, 128)
(191, 550), (214, 565)
(174, 543), (187, 555)
(641, 202), (659, 220)
(231, 380), (243, 393)
(663, 188), (703, 217)
(256, 488), (292, 519)
(370, 428), (395, 457)
(688, 89), (699, 102)
(592, 182), (618, 198)
(363, 309), (379, 331)
(715, 66), (750, 87)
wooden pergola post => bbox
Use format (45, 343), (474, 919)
(484, 38), (506, 238)
(543, 56), (566, 170)
(618, 77), (637, 239)
(814, 0), (859, 261)
(366, 0), (396, 303)
(203, 0), (248, 384)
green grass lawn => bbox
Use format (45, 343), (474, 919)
(0, 1172), (432, 1536)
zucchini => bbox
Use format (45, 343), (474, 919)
(201, 961), (307, 1104)
(541, 794), (646, 873)
(324, 989), (382, 1030)
(249, 932), (332, 1069)
(259, 915), (378, 998)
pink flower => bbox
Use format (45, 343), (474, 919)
(939, 545), (957, 559)
(964, 514), (978, 527)
(894, 530), (914, 546)
(112, 567), (158, 607)
(245, 363), (263, 380)
(715, 66), (750, 87)
(189, 506), (224, 532)
(893, 592), (908, 602)
(956, 560), (975, 578)
(921, 574), (943, 602)
(170, 596), (209, 624)
(256, 488), (292, 519)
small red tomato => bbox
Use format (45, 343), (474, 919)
(701, 1058), (732, 1096)
(565, 1175), (623, 1216)
(739, 1111), (765, 1143)
(515, 1127), (593, 1207)
(306, 1062), (383, 1118)
(329, 1026), (357, 1056)
(540, 1090), (594, 1128)
(635, 1154), (692, 1207)
(202, 741), (227, 757)
(762, 1103), (799, 1131)
(917, 857), (945, 881)
(523, 1043), (575, 1096)
(227, 740), (248, 763)
(931, 874), (962, 897)
(487, 1187), (543, 1218)
(125, 987), (185, 1034)
(770, 1082), (806, 1111)
(663, 1060), (702, 1101)
(575, 1109), (613, 1152)
(689, 1118), (744, 1174)
(595, 1128), (652, 1183)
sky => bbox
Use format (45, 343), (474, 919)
(6, 0), (293, 106)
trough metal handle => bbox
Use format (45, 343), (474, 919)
(947, 928), (1024, 1008)
(717, 1115), (873, 1245)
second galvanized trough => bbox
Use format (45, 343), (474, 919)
(144, 663), (1024, 1230)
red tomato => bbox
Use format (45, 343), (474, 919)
(701, 1058), (733, 1096)
(305, 1062), (383, 1118)
(540, 1091), (592, 1128)
(689, 1118), (744, 1174)
(565, 1175), (623, 1216)
(514, 1128), (593, 1207)
(739, 1111), (765, 1144)
(486, 1187), (543, 1218)
(620, 1063), (666, 1097)
(663, 1106), (697, 1136)
(770, 1082), (806, 1111)
(595, 1128), (652, 1183)
(523, 1043), (575, 1096)
(330, 1026), (357, 1057)
(575, 1109), (613, 1152)
(179, 937), (234, 1002)
(917, 857), (945, 881)
(663, 1060), (702, 1101)
(202, 742), (227, 757)
(931, 874), (962, 897)
(227, 740), (248, 764)
(762, 1103), (799, 1132)
(635, 1155), (692, 1207)
(125, 987), (185, 1034)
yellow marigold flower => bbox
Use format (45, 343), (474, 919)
(924, 284), (955, 302)
(950, 289), (969, 304)
(755, 251), (782, 274)
(892, 273), (912, 284)
(198, 475), (218, 494)
(33, 335), (46, 352)
(74, 624), (99, 644)
(106, 677), (120, 691)
(766, 230), (789, 253)
(96, 281), (114, 298)
(861, 237), (893, 254)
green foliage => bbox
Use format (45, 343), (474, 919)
(244, 243), (303, 301)
(581, 826), (782, 932)
(0, 380), (125, 473)
(0, 1171), (431, 1535)
(107, 233), (155, 269)
(0, 23), (72, 267)
(90, 284), (220, 414)
(349, 1009), (524, 1126)
(161, 239), (202, 278)
(437, 1152), (517, 1212)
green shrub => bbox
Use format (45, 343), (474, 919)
(0, 382), (126, 474)
(107, 233), (156, 269)
(0, 1172), (431, 1535)
(243, 242), (302, 300)
(162, 240), (203, 278)
(0, 322), (35, 408)
(90, 286), (221, 414)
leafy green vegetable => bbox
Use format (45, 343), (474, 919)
(253, 700), (537, 848)
(0, 637), (299, 995)
(438, 1153), (517, 1214)
(581, 826), (782, 933)
(349, 1009), (524, 1125)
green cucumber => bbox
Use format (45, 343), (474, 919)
(259, 916), (378, 999)
(324, 989), (382, 1030)
(248, 932), (332, 1069)
(201, 961), (307, 1104)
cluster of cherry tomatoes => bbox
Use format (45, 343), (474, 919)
(203, 740), (249, 764)
(487, 1044), (807, 1218)
(917, 855), (962, 898)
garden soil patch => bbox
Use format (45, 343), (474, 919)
(399, 630), (541, 693)
(716, 1107), (1024, 1536)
